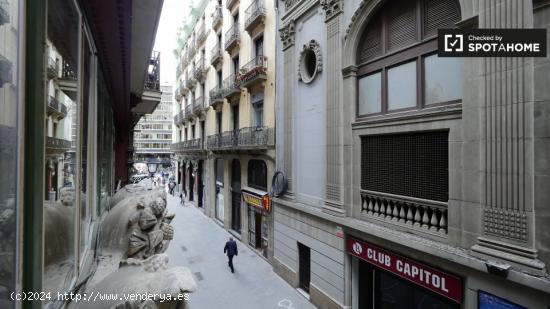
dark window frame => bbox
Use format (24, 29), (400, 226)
(356, 0), (461, 119)
(247, 159), (267, 191)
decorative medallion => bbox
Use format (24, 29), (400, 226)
(298, 40), (322, 84)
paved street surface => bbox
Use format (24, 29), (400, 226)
(165, 192), (316, 309)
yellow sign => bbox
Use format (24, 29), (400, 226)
(242, 192), (270, 211)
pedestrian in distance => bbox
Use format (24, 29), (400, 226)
(180, 189), (186, 206)
(168, 181), (175, 196)
(223, 237), (238, 273)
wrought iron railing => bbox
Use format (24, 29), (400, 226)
(189, 41), (196, 57)
(193, 97), (203, 113)
(222, 73), (240, 98)
(360, 190), (448, 235)
(47, 96), (68, 117)
(225, 23), (240, 51)
(238, 126), (274, 148)
(46, 136), (71, 150)
(61, 60), (77, 81)
(184, 104), (192, 118)
(207, 133), (222, 149)
(171, 138), (203, 152)
(212, 7), (222, 28)
(144, 51), (160, 91)
(174, 109), (185, 124)
(245, 0), (266, 31)
(209, 86), (224, 105)
(47, 58), (59, 79)
(239, 55), (267, 86)
(196, 23), (207, 44)
(194, 58), (206, 80)
(211, 44), (222, 65)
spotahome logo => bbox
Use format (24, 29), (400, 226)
(438, 29), (546, 57)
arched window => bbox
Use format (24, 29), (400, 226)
(356, 0), (461, 117)
(248, 160), (267, 191)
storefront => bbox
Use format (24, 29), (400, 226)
(348, 237), (462, 309)
(243, 187), (270, 258)
(215, 158), (224, 221)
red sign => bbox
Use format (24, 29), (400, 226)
(347, 237), (462, 303)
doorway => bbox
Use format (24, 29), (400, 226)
(298, 243), (311, 293)
(198, 160), (204, 208)
(188, 164), (194, 201)
(231, 160), (241, 233)
(255, 212), (262, 248)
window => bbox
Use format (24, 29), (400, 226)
(356, 0), (461, 117)
(253, 103), (263, 127)
(216, 111), (222, 134)
(255, 36), (264, 57)
(361, 131), (449, 202)
(248, 160), (267, 191)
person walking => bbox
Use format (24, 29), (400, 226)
(168, 181), (175, 196)
(223, 237), (238, 273)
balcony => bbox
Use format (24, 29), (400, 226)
(193, 96), (205, 115)
(239, 56), (267, 89)
(47, 58), (59, 80)
(175, 86), (183, 101)
(212, 7), (222, 30)
(188, 41), (196, 57)
(222, 74), (241, 100)
(211, 44), (223, 67)
(359, 190), (448, 236)
(245, 0), (265, 34)
(196, 23), (207, 46)
(47, 96), (68, 119)
(225, 23), (240, 53)
(46, 136), (71, 153)
(58, 60), (77, 100)
(194, 58), (206, 82)
(187, 68), (197, 88)
(209, 86), (224, 109)
(0, 0), (9, 26)
(184, 104), (192, 122)
(207, 131), (238, 151)
(174, 109), (185, 125)
(144, 51), (160, 91)
(237, 126), (274, 149)
(182, 78), (190, 95)
(226, 0), (239, 10)
(171, 138), (205, 153)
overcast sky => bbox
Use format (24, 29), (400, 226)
(153, 0), (191, 87)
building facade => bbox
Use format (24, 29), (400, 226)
(0, 0), (163, 307)
(133, 84), (174, 171)
(273, 0), (550, 308)
(172, 0), (277, 259)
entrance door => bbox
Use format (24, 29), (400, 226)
(231, 160), (241, 233)
(198, 160), (204, 208)
(298, 243), (311, 293)
(255, 212), (262, 249)
(188, 165), (194, 201)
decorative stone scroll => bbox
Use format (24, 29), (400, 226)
(298, 40), (322, 83)
(279, 20), (295, 51)
(320, 0), (343, 21)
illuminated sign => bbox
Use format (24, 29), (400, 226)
(243, 192), (270, 212)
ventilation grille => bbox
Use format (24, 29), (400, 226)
(357, 15), (382, 64)
(361, 131), (449, 202)
(387, 2), (417, 51)
(424, 0), (461, 38)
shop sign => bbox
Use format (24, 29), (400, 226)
(347, 237), (462, 303)
(243, 192), (270, 212)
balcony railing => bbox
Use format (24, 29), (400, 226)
(0, 0), (9, 25)
(226, 0), (239, 10)
(174, 109), (185, 125)
(238, 126), (274, 148)
(46, 137), (71, 151)
(47, 96), (68, 118)
(360, 190), (448, 235)
(171, 138), (204, 152)
(184, 104), (192, 120)
(222, 73), (241, 99)
(189, 41), (196, 57)
(211, 44), (223, 66)
(193, 96), (204, 114)
(175, 86), (183, 101)
(196, 23), (207, 45)
(209, 86), (224, 107)
(47, 58), (59, 79)
(61, 60), (77, 81)
(187, 68), (197, 87)
(245, 0), (266, 33)
(225, 23), (240, 52)
(207, 133), (222, 149)
(144, 51), (160, 91)
(212, 7), (222, 29)
(239, 55), (267, 88)
(194, 58), (206, 81)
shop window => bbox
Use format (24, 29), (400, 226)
(356, 0), (461, 117)
(248, 160), (267, 191)
(361, 131), (448, 202)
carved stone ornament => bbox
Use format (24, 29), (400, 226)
(284, 0), (299, 10)
(320, 0), (343, 21)
(298, 40), (322, 84)
(279, 20), (295, 51)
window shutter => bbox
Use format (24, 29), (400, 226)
(387, 1), (417, 52)
(356, 14), (382, 64)
(423, 0), (461, 38)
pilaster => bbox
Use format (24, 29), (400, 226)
(321, 0), (345, 216)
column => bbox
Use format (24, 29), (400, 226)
(321, 0), (345, 216)
(279, 21), (296, 196)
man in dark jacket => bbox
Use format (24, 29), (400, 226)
(223, 237), (238, 273)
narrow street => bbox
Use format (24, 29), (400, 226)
(164, 192), (315, 309)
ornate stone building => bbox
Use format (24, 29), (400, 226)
(172, 0), (277, 259)
(273, 0), (550, 308)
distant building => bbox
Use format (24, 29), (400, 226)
(133, 84), (174, 172)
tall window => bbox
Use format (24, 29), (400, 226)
(255, 36), (264, 57)
(233, 56), (240, 74)
(216, 111), (222, 134)
(248, 160), (267, 191)
(356, 0), (461, 117)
